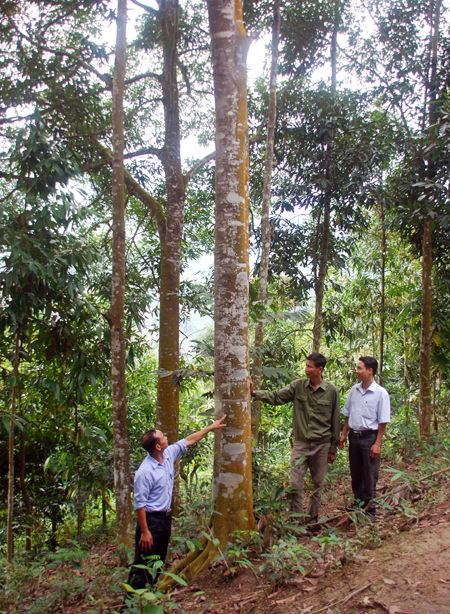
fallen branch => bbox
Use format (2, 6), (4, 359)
(299, 582), (372, 614)
(341, 582), (372, 604)
(299, 599), (338, 614)
(419, 466), (450, 482)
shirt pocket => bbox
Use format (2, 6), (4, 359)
(295, 394), (308, 410)
(316, 398), (331, 416)
(361, 400), (377, 420)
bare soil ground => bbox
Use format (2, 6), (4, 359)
(3, 469), (450, 614)
(166, 478), (450, 614)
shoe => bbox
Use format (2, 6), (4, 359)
(306, 518), (322, 534)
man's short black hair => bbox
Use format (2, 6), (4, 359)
(359, 356), (378, 376)
(306, 352), (327, 370)
(142, 429), (159, 454)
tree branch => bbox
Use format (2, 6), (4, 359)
(129, 0), (159, 15)
(94, 143), (166, 236)
(125, 71), (162, 86)
(183, 133), (264, 186)
(80, 145), (162, 172)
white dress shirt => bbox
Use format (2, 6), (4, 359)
(133, 439), (187, 512)
(342, 381), (391, 431)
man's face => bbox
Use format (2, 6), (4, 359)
(305, 360), (323, 380)
(154, 430), (169, 450)
(356, 360), (372, 381)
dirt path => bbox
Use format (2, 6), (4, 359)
(170, 499), (450, 614)
(297, 519), (450, 614)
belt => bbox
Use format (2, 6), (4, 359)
(145, 509), (172, 517)
(350, 429), (378, 437)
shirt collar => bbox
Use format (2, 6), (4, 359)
(147, 453), (162, 466)
(307, 378), (328, 391)
(356, 380), (377, 393)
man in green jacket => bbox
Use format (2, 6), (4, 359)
(250, 352), (340, 524)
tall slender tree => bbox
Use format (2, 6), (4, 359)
(252, 0), (281, 441)
(104, 0), (133, 551)
(419, 0), (442, 440)
(6, 330), (20, 562)
(312, 0), (339, 352)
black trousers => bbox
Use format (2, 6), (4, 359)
(127, 511), (172, 589)
(348, 430), (380, 516)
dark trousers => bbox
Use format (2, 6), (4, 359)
(348, 431), (380, 517)
(127, 511), (172, 589)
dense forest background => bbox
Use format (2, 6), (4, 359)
(1, 0), (450, 612)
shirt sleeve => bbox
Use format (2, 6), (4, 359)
(377, 390), (391, 424)
(342, 386), (354, 417)
(133, 469), (151, 511)
(254, 381), (296, 406)
(330, 387), (340, 454)
(164, 439), (187, 464)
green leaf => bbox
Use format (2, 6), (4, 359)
(143, 605), (163, 614)
(186, 539), (196, 553)
(121, 583), (139, 594)
(2, 416), (11, 435)
(162, 572), (188, 586)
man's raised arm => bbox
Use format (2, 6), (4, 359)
(185, 415), (227, 447)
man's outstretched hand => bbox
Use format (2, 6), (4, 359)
(210, 415), (227, 430)
(186, 415), (227, 446)
(250, 379), (256, 397)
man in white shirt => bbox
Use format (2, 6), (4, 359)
(338, 356), (390, 518)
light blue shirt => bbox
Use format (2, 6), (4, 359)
(133, 439), (187, 512)
(342, 381), (391, 430)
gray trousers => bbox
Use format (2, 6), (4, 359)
(290, 440), (331, 522)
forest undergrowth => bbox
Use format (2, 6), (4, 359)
(2, 431), (450, 614)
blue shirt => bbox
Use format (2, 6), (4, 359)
(342, 381), (391, 431)
(133, 440), (187, 512)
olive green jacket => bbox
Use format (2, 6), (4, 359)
(254, 378), (340, 454)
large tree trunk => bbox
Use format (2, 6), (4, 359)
(7, 330), (20, 562)
(251, 0), (281, 441)
(312, 4), (338, 352)
(107, 0), (133, 552)
(209, 0), (254, 547)
(156, 0), (186, 515)
(158, 2), (255, 585)
(419, 0), (442, 440)
(378, 200), (386, 384)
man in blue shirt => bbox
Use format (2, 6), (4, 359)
(128, 415), (226, 590)
(338, 357), (390, 518)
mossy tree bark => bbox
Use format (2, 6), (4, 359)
(252, 0), (281, 442)
(209, 0), (255, 548)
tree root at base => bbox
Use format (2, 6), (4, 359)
(158, 536), (218, 592)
